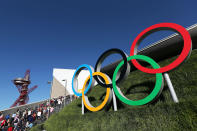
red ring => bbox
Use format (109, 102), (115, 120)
(130, 23), (192, 74)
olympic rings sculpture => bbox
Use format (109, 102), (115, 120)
(72, 23), (192, 113)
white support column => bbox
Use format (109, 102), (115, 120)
(70, 95), (72, 102)
(112, 89), (117, 111)
(163, 73), (179, 103)
(82, 99), (84, 115)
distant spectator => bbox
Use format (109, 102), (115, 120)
(57, 98), (62, 108)
(0, 112), (4, 122)
(5, 114), (10, 120)
(7, 122), (13, 131)
(12, 113), (16, 118)
(54, 99), (58, 106)
(46, 100), (50, 107)
(28, 110), (32, 116)
(13, 116), (19, 130)
(22, 110), (27, 117)
(50, 106), (54, 113)
(27, 115), (34, 123)
(37, 111), (42, 120)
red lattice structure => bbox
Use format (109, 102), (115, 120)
(10, 70), (38, 108)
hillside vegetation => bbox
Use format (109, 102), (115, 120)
(31, 50), (197, 131)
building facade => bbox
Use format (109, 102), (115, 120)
(51, 68), (91, 98)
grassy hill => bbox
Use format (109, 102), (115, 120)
(31, 50), (197, 131)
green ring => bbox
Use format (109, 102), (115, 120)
(112, 55), (163, 106)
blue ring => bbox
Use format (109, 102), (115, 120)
(72, 64), (93, 96)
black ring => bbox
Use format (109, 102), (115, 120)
(94, 48), (130, 88)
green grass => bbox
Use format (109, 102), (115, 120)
(31, 50), (197, 131)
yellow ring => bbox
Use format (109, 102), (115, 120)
(82, 72), (111, 112)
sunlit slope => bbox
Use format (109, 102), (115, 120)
(31, 50), (197, 131)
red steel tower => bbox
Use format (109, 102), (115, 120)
(10, 70), (38, 108)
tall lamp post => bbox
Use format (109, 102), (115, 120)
(62, 79), (67, 106)
(47, 81), (53, 99)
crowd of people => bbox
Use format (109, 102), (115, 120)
(0, 95), (74, 131)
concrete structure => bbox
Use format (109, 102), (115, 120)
(51, 68), (91, 98)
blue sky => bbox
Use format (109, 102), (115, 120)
(0, 0), (197, 110)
